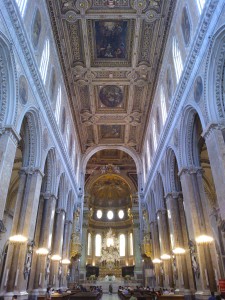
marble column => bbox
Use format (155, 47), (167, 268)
(30, 194), (57, 292)
(125, 231), (129, 265)
(133, 223), (142, 280)
(0, 128), (20, 223)
(3, 168), (43, 297)
(178, 195), (196, 293)
(150, 221), (163, 288)
(157, 209), (173, 288)
(166, 193), (190, 292)
(202, 123), (225, 220)
(180, 168), (217, 295)
(79, 224), (87, 281)
(61, 220), (72, 288)
(49, 209), (66, 288)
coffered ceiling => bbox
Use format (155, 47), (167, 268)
(47, 0), (176, 153)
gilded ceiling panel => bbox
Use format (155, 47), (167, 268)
(87, 19), (135, 67)
(46, 0), (176, 153)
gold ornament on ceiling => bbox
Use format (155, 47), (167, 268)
(90, 174), (131, 208)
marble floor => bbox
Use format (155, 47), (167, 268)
(101, 294), (120, 300)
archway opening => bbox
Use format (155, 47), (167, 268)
(82, 149), (139, 282)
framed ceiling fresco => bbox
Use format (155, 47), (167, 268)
(99, 125), (125, 142)
(95, 85), (128, 112)
(88, 19), (135, 67)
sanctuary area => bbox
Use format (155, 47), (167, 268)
(0, 0), (225, 299)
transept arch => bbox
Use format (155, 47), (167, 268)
(82, 145), (142, 176)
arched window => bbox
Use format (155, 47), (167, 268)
(156, 108), (161, 135)
(50, 68), (56, 101)
(15, 0), (28, 17)
(152, 119), (157, 151)
(143, 156), (146, 183)
(65, 123), (70, 148)
(95, 234), (102, 256)
(160, 87), (167, 126)
(61, 107), (66, 134)
(172, 38), (183, 83)
(32, 9), (42, 47)
(69, 135), (73, 157)
(87, 233), (91, 256)
(71, 142), (75, 166)
(181, 7), (191, 46)
(55, 86), (61, 124)
(196, 0), (206, 14)
(40, 40), (50, 84)
(119, 234), (125, 256)
(130, 233), (133, 256)
(76, 157), (80, 182)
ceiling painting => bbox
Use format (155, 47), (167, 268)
(99, 125), (124, 141)
(47, 0), (176, 153)
(99, 85), (123, 108)
(88, 19), (134, 67)
(89, 174), (131, 208)
(95, 21), (128, 60)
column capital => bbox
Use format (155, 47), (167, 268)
(165, 191), (182, 200)
(56, 208), (66, 215)
(20, 166), (44, 177)
(65, 219), (73, 225)
(150, 219), (157, 226)
(0, 125), (21, 144)
(156, 208), (167, 216)
(179, 166), (203, 177)
(41, 192), (57, 201)
(0, 219), (6, 233)
(202, 122), (225, 140)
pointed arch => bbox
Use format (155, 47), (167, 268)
(0, 33), (18, 127)
(154, 173), (165, 211)
(206, 25), (225, 122)
(66, 190), (74, 222)
(42, 148), (57, 195)
(179, 105), (205, 168)
(148, 190), (157, 223)
(165, 147), (181, 195)
(18, 108), (42, 168)
(57, 173), (67, 210)
(172, 37), (183, 83)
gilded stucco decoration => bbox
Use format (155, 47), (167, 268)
(47, 0), (176, 153)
